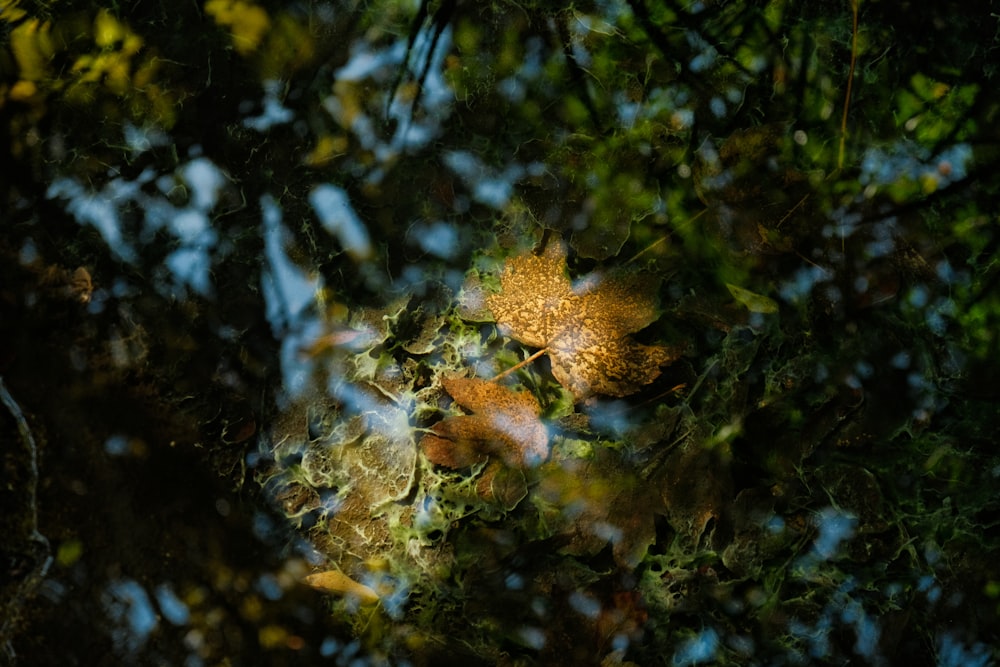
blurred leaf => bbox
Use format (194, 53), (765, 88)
(537, 446), (662, 568)
(204, 0), (270, 56)
(659, 437), (733, 547)
(726, 283), (779, 314)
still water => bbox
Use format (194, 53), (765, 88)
(1, 1), (999, 665)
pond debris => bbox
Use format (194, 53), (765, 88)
(419, 376), (547, 509)
(303, 569), (380, 606)
(486, 239), (680, 400)
(419, 376), (548, 469)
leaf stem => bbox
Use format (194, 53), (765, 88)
(491, 347), (549, 382)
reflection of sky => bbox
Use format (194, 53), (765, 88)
(309, 183), (372, 260)
(154, 582), (191, 625)
(102, 578), (158, 654)
(497, 36), (543, 103)
(261, 194), (317, 330)
(686, 30), (718, 73)
(860, 142), (972, 189)
(778, 265), (833, 304)
(443, 150), (537, 210)
(47, 147), (228, 297)
(672, 626), (720, 665)
(328, 23), (454, 180)
(811, 506), (857, 560)
(260, 195), (322, 399)
(936, 632), (994, 667)
(405, 219), (460, 260)
(47, 175), (141, 263)
(244, 79), (294, 131)
(787, 577), (885, 666)
(124, 122), (169, 153)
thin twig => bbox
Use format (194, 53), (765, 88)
(490, 347), (549, 382)
(626, 208), (708, 265)
(838, 0), (860, 170)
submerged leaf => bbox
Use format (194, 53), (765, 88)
(419, 377), (549, 469)
(304, 570), (380, 605)
(486, 240), (678, 399)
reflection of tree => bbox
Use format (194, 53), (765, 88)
(2, 0), (1000, 664)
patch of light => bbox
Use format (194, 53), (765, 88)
(709, 96), (727, 118)
(363, 571), (409, 621)
(583, 398), (633, 438)
(823, 206), (863, 241)
(48, 150), (230, 297)
(166, 246), (213, 296)
(337, 39), (406, 81)
(105, 434), (130, 456)
(497, 37), (544, 103)
(779, 264), (832, 304)
(309, 184), (373, 260)
(616, 93), (641, 128)
(516, 626), (547, 650)
(256, 573), (284, 601)
(568, 14), (595, 68)
(568, 591), (602, 619)
(687, 30), (718, 73)
(170, 209), (213, 245)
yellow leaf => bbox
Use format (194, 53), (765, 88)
(205, 0), (270, 56)
(726, 283), (779, 314)
(303, 570), (379, 605)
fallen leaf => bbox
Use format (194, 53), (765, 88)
(420, 377), (549, 469)
(303, 570), (380, 605)
(486, 240), (678, 399)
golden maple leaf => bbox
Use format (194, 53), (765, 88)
(486, 240), (678, 399)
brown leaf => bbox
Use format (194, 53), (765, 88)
(419, 377), (548, 469)
(486, 240), (678, 399)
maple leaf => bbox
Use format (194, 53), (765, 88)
(419, 377), (549, 469)
(486, 240), (678, 400)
